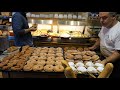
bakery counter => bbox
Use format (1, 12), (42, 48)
(1, 70), (93, 78)
(33, 37), (93, 47)
(1, 70), (66, 78)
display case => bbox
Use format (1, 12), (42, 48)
(26, 12), (94, 47)
(0, 12), (12, 51)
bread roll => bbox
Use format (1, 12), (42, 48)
(98, 63), (113, 78)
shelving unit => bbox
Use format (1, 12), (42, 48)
(0, 12), (12, 51)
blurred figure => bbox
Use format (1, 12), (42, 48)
(12, 12), (37, 46)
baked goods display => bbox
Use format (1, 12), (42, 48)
(0, 46), (65, 72)
(6, 46), (19, 53)
(0, 46), (104, 75)
(23, 47), (65, 72)
(0, 45), (34, 71)
(68, 61), (104, 74)
(64, 47), (104, 74)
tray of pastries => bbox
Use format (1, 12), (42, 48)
(64, 46), (104, 75)
(0, 45), (66, 73)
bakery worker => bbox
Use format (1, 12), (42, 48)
(12, 12), (37, 46)
(89, 12), (120, 78)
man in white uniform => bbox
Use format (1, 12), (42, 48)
(89, 12), (120, 78)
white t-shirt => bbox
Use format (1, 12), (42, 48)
(98, 21), (120, 57)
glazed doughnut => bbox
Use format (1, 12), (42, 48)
(32, 53), (38, 56)
(39, 53), (47, 57)
(0, 60), (9, 67)
(46, 60), (55, 65)
(85, 51), (96, 56)
(84, 47), (89, 51)
(81, 51), (87, 56)
(32, 65), (44, 71)
(29, 56), (38, 60)
(64, 47), (69, 51)
(65, 53), (74, 59)
(47, 54), (55, 57)
(74, 55), (82, 60)
(56, 50), (63, 53)
(40, 50), (48, 53)
(56, 53), (63, 57)
(41, 47), (49, 50)
(47, 56), (55, 61)
(82, 55), (91, 61)
(69, 46), (76, 50)
(2, 65), (10, 70)
(36, 47), (42, 50)
(37, 60), (46, 66)
(11, 65), (22, 71)
(55, 57), (64, 61)
(27, 60), (37, 65)
(44, 65), (54, 72)
(77, 47), (84, 51)
(55, 60), (62, 65)
(56, 47), (62, 51)
(54, 65), (64, 72)
(7, 63), (14, 67)
(91, 55), (100, 61)
(48, 50), (55, 54)
(49, 47), (55, 50)
(38, 56), (47, 60)
(23, 65), (33, 71)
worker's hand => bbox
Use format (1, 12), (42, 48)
(88, 46), (96, 51)
(100, 59), (107, 65)
(29, 27), (37, 31)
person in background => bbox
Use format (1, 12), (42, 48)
(89, 12), (120, 78)
(12, 12), (37, 46)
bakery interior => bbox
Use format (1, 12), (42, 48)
(0, 12), (116, 78)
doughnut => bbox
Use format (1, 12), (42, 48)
(40, 50), (48, 53)
(74, 55), (82, 60)
(56, 53), (63, 57)
(77, 47), (84, 51)
(54, 65), (64, 72)
(0, 60), (9, 67)
(39, 53), (47, 57)
(91, 55), (100, 61)
(2, 65), (10, 70)
(48, 50), (55, 54)
(32, 65), (44, 71)
(47, 56), (55, 61)
(82, 55), (91, 61)
(37, 60), (46, 66)
(86, 51), (96, 56)
(84, 47), (89, 51)
(65, 53), (74, 59)
(38, 56), (47, 60)
(44, 65), (54, 72)
(23, 65), (33, 71)
(55, 57), (64, 61)
(47, 54), (55, 57)
(55, 60), (62, 65)
(56, 47), (62, 51)
(69, 46), (76, 50)
(29, 56), (38, 60)
(81, 51), (87, 56)
(46, 60), (55, 65)
(64, 47), (69, 51)
(27, 60), (37, 65)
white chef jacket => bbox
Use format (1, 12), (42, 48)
(98, 21), (120, 57)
